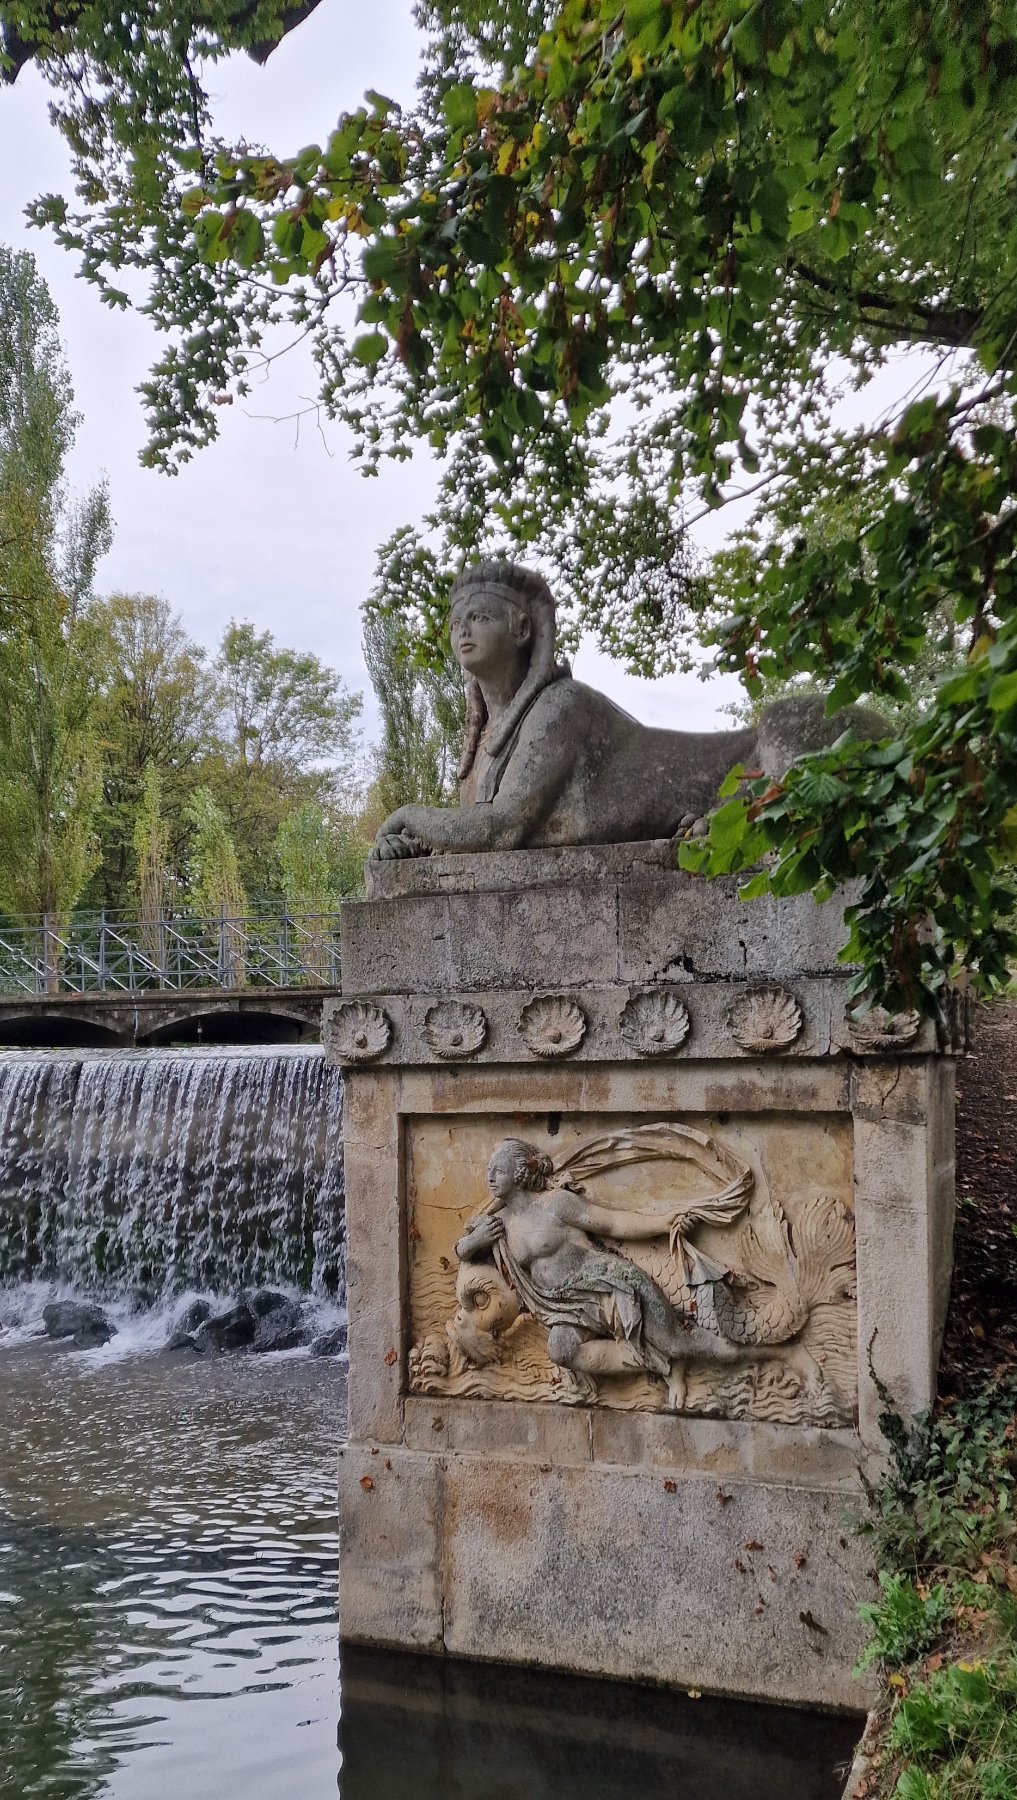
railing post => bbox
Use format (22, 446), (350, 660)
(98, 910), (107, 990)
(43, 912), (58, 995)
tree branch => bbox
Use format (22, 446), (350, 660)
(790, 261), (982, 348)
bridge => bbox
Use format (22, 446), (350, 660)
(0, 911), (342, 1048)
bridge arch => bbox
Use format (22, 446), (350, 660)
(137, 1004), (317, 1047)
(0, 1010), (126, 1050)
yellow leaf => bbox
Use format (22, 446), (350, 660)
(631, 51), (646, 77)
(968, 632), (994, 662)
(496, 140), (517, 174)
(888, 1673), (907, 1690)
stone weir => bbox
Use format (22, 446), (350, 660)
(325, 842), (956, 1711)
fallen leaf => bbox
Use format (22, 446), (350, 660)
(360, 1475), (374, 1492)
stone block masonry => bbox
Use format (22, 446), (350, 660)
(326, 844), (957, 1711)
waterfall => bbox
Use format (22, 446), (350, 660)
(0, 1047), (344, 1298)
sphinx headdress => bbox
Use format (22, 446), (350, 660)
(450, 561), (559, 784)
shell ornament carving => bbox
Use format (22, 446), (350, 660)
(518, 994), (587, 1059)
(728, 988), (802, 1054)
(847, 1006), (921, 1052)
(424, 999), (488, 1060)
(620, 990), (690, 1056)
(327, 1000), (392, 1063)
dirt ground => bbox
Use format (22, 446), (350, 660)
(941, 1000), (1017, 1397)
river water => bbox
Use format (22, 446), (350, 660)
(0, 1043), (860, 1794)
(0, 1336), (861, 1800)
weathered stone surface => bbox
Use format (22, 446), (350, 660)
(365, 839), (676, 901)
(588, 1410), (863, 1490)
(617, 873), (853, 986)
(336, 829), (955, 1708)
(852, 1060), (956, 1450)
(337, 1446), (875, 1709)
(338, 1444), (443, 1652)
(341, 857), (859, 1005)
(404, 1394), (593, 1464)
(343, 1077), (404, 1445)
(441, 1456), (871, 1706)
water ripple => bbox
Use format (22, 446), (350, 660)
(0, 1345), (343, 1800)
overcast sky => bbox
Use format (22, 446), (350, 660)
(0, 4), (932, 747)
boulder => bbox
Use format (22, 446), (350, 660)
(164, 1329), (197, 1353)
(193, 1300), (256, 1353)
(175, 1298), (212, 1336)
(310, 1323), (347, 1358)
(42, 1299), (116, 1347)
(252, 1296), (303, 1352)
(248, 1289), (293, 1319)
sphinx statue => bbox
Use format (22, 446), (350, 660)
(372, 560), (881, 860)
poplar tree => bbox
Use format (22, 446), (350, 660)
(0, 245), (111, 925)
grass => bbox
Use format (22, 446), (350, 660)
(849, 1379), (1017, 1799)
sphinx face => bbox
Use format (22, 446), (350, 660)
(450, 592), (531, 683)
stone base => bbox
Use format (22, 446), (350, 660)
(339, 1425), (873, 1710)
(329, 845), (956, 1711)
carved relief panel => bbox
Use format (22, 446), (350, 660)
(407, 1112), (856, 1429)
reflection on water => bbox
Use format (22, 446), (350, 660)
(0, 1344), (343, 1800)
(340, 1649), (860, 1800)
(0, 1341), (859, 1799)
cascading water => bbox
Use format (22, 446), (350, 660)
(0, 1046), (345, 1299)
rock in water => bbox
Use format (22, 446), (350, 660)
(174, 1298), (212, 1336)
(252, 1295), (302, 1352)
(42, 1300), (116, 1346)
(193, 1301), (256, 1353)
(310, 1323), (347, 1358)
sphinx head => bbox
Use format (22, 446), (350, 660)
(449, 562), (558, 780)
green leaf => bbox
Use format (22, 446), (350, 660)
(351, 331), (388, 367)
(737, 871), (772, 900)
(989, 671), (1017, 713)
(708, 797), (751, 850)
(442, 83), (477, 132)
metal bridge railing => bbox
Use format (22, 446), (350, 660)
(0, 911), (342, 996)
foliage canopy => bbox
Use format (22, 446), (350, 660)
(7, 0), (1017, 1004)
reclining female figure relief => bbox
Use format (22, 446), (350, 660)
(372, 561), (881, 861)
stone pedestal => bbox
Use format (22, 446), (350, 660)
(326, 844), (956, 1711)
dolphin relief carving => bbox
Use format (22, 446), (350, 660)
(408, 1124), (856, 1426)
